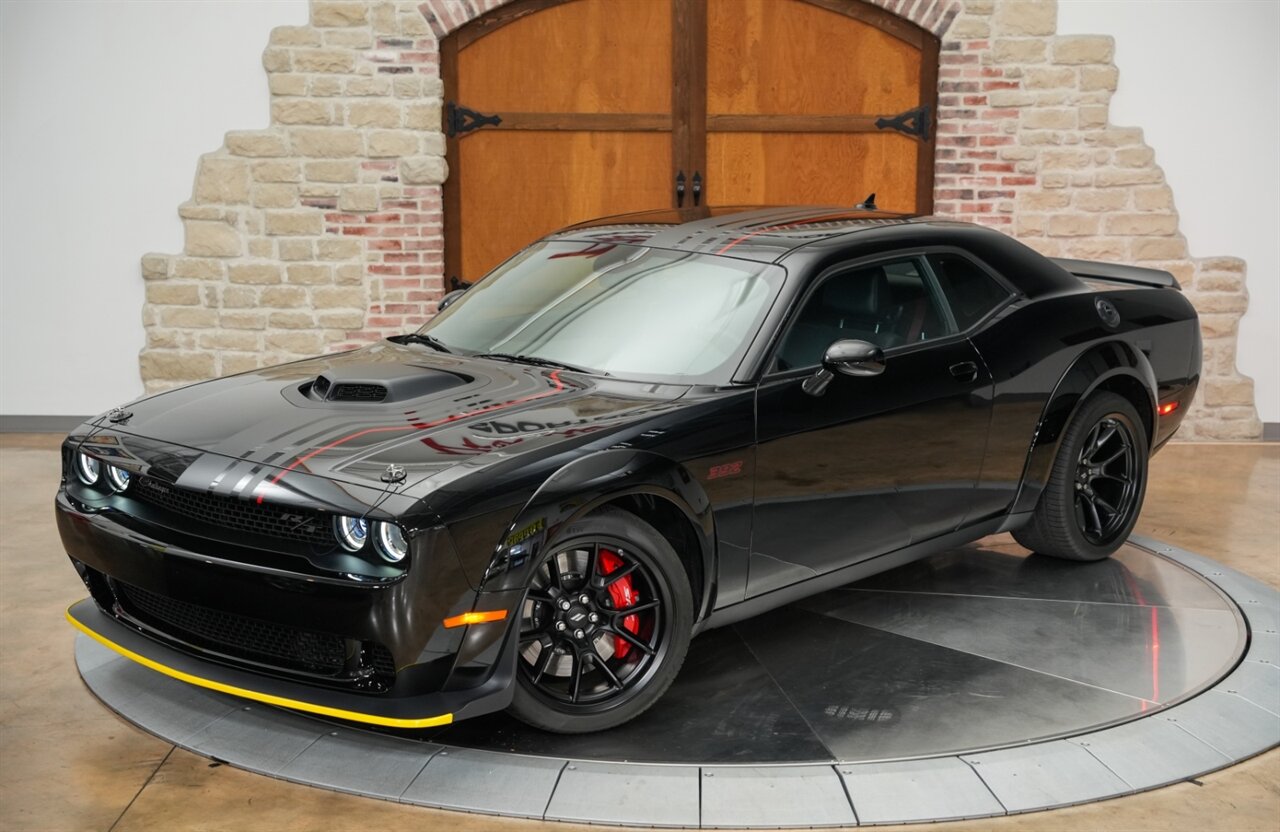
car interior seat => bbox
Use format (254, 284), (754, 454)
(776, 266), (899, 369)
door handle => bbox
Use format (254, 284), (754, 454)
(949, 361), (978, 382)
(676, 171), (687, 207)
(692, 171), (703, 206)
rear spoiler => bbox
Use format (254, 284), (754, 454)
(1052, 257), (1181, 290)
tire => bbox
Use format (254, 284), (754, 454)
(1013, 391), (1149, 561)
(508, 507), (694, 733)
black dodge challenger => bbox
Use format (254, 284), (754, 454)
(60, 206), (1200, 733)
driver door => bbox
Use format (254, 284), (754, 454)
(748, 255), (993, 597)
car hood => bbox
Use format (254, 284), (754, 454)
(98, 341), (691, 493)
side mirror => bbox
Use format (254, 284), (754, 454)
(802, 339), (885, 396)
(437, 289), (466, 312)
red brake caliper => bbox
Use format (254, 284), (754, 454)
(599, 549), (639, 659)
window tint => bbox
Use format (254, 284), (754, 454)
(774, 258), (951, 371)
(928, 253), (1011, 331)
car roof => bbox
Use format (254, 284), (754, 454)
(547, 205), (964, 264)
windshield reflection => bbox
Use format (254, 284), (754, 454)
(419, 242), (784, 383)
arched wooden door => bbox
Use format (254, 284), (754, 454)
(442, 0), (938, 282)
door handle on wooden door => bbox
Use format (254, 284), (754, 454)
(676, 171), (687, 207)
(949, 361), (978, 382)
(692, 172), (702, 206)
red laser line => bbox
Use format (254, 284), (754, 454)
(1150, 604), (1161, 705)
(256, 370), (566, 501)
(1120, 567), (1160, 711)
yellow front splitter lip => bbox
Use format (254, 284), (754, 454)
(67, 606), (453, 729)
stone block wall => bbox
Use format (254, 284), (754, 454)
(137, 0), (1260, 439)
(140, 0), (449, 385)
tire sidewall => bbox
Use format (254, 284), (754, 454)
(1055, 393), (1150, 559)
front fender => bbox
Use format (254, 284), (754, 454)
(1013, 340), (1157, 514)
(476, 449), (716, 614)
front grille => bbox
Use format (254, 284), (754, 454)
(130, 476), (334, 548)
(117, 581), (347, 674)
(331, 383), (387, 402)
(113, 582), (397, 686)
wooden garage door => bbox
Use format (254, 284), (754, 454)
(443, 0), (938, 282)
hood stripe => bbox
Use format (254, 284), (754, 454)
(259, 370), (567, 500)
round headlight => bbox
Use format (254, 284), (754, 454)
(333, 515), (369, 552)
(75, 452), (101, 485)
(105, 465), (131, 491)
(373, 521), (408, 563)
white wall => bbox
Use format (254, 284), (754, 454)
(2, 0), (1277, 422)
(1059, 0), (1280, 423)
(0, 0), (307, 418)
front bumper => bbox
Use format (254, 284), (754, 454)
(68, 599), (471, 727)
(57, 488), (522, 727)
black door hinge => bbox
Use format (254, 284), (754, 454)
(875, 104), (932, 140)
(676, 171), (704, 208)
(445, 102), (502, 138)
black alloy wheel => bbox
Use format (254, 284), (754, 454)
(1014, 391), (1149, 562)
(1073, 416), (1139, 545)
(508, 508), (693, 733)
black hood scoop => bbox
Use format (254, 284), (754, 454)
(322, 380), (387, 402)
(298, 364), (470, 406)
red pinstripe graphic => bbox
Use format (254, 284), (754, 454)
(715, 211), (878, 256)
(257, 370), (567, 500)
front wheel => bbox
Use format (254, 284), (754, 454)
(508, 508), (693, 733)
(1014, 391), (1149, 561)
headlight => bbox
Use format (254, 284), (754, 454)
(105, 465), (131, 491)
(74, 452), (101, 485)
(373, 521), (408, 563)
(333, 515), (369, 552)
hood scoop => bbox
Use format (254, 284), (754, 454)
(301, 364), (469, 405)
(313, 377), (386, 402)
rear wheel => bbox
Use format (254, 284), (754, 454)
(1014, 391), (1149, 561)
(508, 508), (693, 733)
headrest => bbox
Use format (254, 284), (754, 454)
(822, 266), (889, 317)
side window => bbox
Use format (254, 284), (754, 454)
(927, 253), (1012, 332)
(774, 258), (952, 371)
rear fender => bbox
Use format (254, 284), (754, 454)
(1013, 341), (1156, 514)
(476, 449), (716, 619)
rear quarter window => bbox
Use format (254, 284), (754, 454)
(928, 253), (1012, 331)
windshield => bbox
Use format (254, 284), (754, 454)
(419, 242), (785, 383)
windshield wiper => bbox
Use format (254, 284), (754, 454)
(476, 353), (605, 376)
(393, 333), (452, 353)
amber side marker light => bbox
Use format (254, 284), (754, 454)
(1158, 401), (1180, 416)
(443, 610), (509, 628)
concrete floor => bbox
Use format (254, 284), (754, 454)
(1, 435), (1276, 832)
